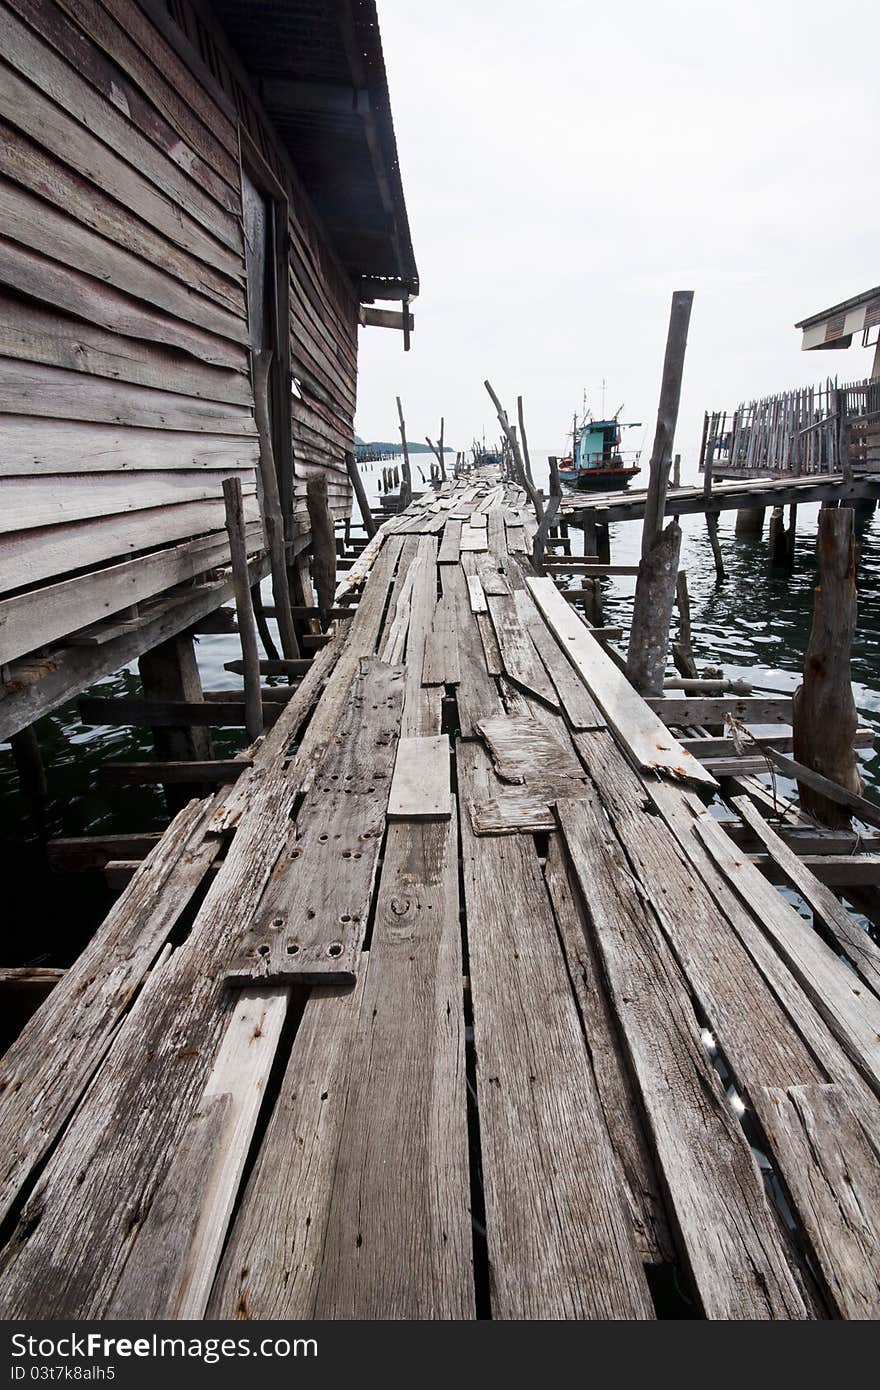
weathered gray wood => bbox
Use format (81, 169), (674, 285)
(306, 475), (337, 624)
(422, 593), (460, 685)
(437, 517), (462, 564)
(224, 478), (263, 741)
(558, 792), (807, 1319)
(513, 588), (606, 731)
(732, 795), (880, 999)
(0, 417), (257, 478)
(626, 520), (682, 696)
(696, 814), (880, 1098)
(466, 574), (487, 613)
(313, 818), (473, 1317)
(0, 469), (256, 536)
(346, 451), (377, 538)
(208, 977), (367, 1318)
(648, 696), (794, 726)
(476, 713), (584, 788)
(759, 1084), (880, 1319)
(528, 577), (716, 787)
(755, 854), (880, 887)
(252, 350), (300, 661)
(542, 836), (673, 1263)
(793, 508), (861, 827)
(402, 537), (440, 737)
(138, 629), (212, 808)
(99, 758), (249, 786)
(640, 291), (694, 555)
(225, 659), (404, 984)
(458, 742), (654, 1318)
(487, 591), (559, 710)
(469, 791), (557, 834)
(387, 735), (451, 820)
(444, 567), (505, 737)
(105, 988), (289, 1319)
(0, 796), (222, 1227)
(764, 750), (880, 831)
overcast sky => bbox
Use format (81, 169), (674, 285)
(354, 0), (878, 474)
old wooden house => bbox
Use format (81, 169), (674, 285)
(0, 0), (417, 744)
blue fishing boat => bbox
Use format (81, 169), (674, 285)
(558, 407), (642, 491)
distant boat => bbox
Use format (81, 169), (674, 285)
(558, 406), (642, 491)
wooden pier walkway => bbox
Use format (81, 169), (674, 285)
(2, 469), (880, 1321)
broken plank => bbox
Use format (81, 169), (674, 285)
(422, 593), (460, 686)
(528, 577), (715, 788)
(437, 518), (462, 564)
(99, 758), (250, 786)
(487, 591), (559, 710)
(513, 588), (606, 731)
(388, 736), (451, 821)
(476, 713), (584, 788)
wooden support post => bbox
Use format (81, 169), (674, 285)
(252, 351), (300, 661)
(640, 290), (694, 558)
(251, 581), (280, 663)
(786, 503), (798, 567)
(531, 456), (562, 570)
(484, 380), (545, 523)
(439, 416), (446, 482)
(396, 397), (413, 506)
(768, 505), (788, 565)
(672, 570), (699, 681)
(792, 507), (861, 828)
(222, 477), (263, 743)
(138, 629), (214, 811)
(582, 507), (598, 558)
(626, 521), (683, 696)
(596, 520), (611, 563)
(672, 452), (681, 488)
(628, 290), (692, 693)
(10, 725), (48, 836)
(735, 506), (764, 537)
(835, 388), (853, 484)
(306, 475), (337, 628)
(346, 450), (377, 539)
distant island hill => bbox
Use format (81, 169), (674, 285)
(355, 437), (451, 454)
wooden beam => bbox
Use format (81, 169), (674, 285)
(223, 477), (263, 741)
(99, 759), (251, 787)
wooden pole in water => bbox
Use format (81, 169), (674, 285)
(223, 477), (263, 742)
(640, 290), (693, 558)
(672, 570), (699, 680)
(395, 397), (413, 507)
(346, 450), (377, 538)
(531, 456), (562, 569)
(792, 506), (861, 828)
(627, 291), (692, 694)
(484, 380), (545, 524)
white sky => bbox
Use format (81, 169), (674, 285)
(354, 0), (878, 474)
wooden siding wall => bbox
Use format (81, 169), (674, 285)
(0, 0), (359, 669)
(166, 0), (359, 529)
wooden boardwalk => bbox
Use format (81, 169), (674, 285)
(2, 470), (880, 1320)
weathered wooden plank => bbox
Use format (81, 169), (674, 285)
(0, 236), (245, 370)
(0, 417), (257, 477)
(486, 591), (559, 710)
(387, 736), (451, 821)
(0, 796), (221, 1227)
(648, 696), (794, 726)
(313, 819), (473, 1318)
(476, 713), (584, 787)
(733, 795), (880, 998)
(459, 525), (489, 552)
(402, 536), (440, 736)
(466, 573), (487, 614)
(0, 362), (255, 433)
(225, 659), (404, 984)
(457, 742), (654, 1318)
(1, 469), (256, 536)
(683, 730), (875, 758)
(696, 814), (880, 1098)
(0, 494), (260, 594)
(0, 37), (241, 264)
(528, 577), (715, 787)
(437, 517), (462, 564)
(759, 1084), (880, 1319)
(542, 835), (673, 1263)
(105, 988), (288, 1318)
(469, 791), (557, 834)
(208, 977), (366, 1319)
(422, 593), (460, 685)
(99, 759), (248, 786)
(0, 174), (245, 337)
(0, 524), (258, 667)
(765, 749), (880, 831)
(444, 564), (505, 736)
(558, 793), (807, 1318)
(513, 588), (606, 731)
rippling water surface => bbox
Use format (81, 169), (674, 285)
(2, 456), (878, 958)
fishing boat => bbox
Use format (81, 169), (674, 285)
(558, 406), (642, 491)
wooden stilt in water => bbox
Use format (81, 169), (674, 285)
(395, 397), (413, 507)
(702, 418), (724, 582)
(672, 452), (681, 488)
(735, 507), (764, 537)
(251, 582), (280, 663)
(306, 476), (337, 628)
(582, 507), (598, 558)
(768, 506), (787, 565)
(10, 726), (48, 837)
(792, 506), (861, 828)
(346, 450), (377, 539)
(138, 629), (214, 812)
(786, 503), (798, 568)
(596, 521), (611, 563)
(627, 290), (693, 695)
(223, 477), (263, 743)
(672, 570), (699, 681)
(706, 511), (725, 582)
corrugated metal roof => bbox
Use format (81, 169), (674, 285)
(795, 285), (880, 330)
(210, 0), (418, 298)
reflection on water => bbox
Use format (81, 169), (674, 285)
(1, 455), (878, 959)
